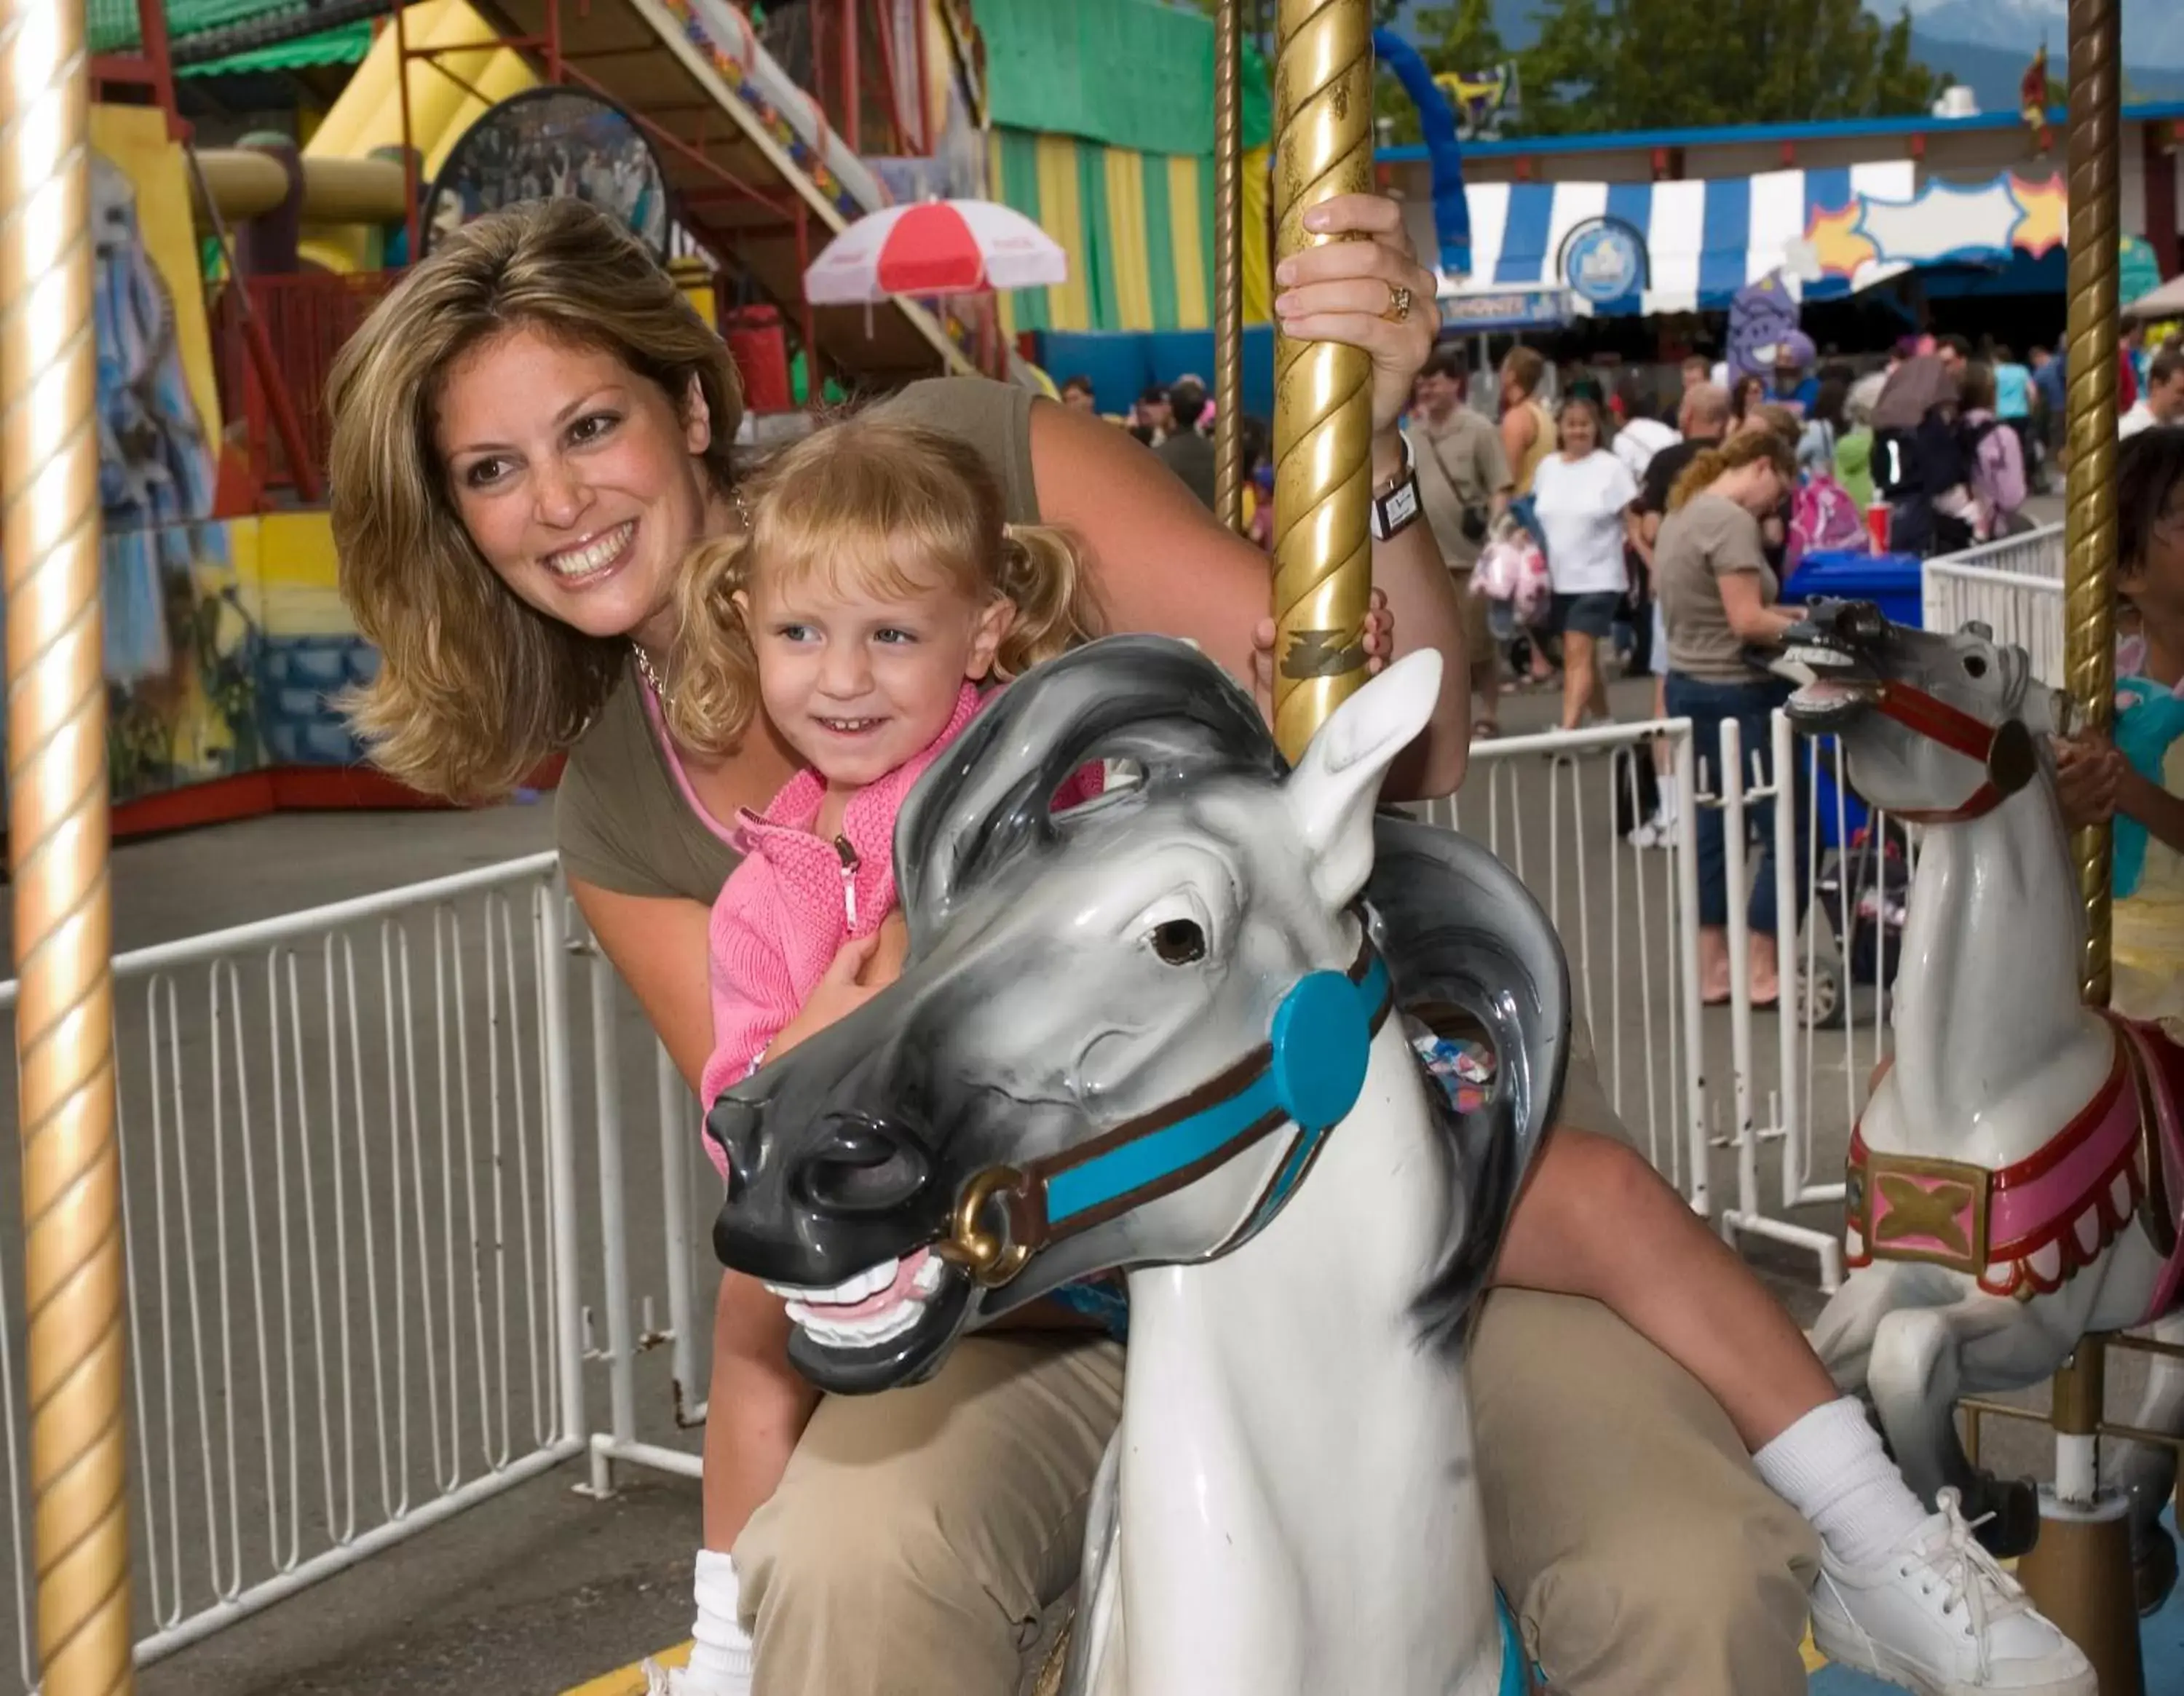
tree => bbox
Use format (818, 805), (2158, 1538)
(1516, 0), (1939, 135)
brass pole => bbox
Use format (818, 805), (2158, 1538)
(1213, 0), (1244, 534)
(2014, 9), (2143, 1690)
(2062, 0), (2119, 1007)
(1269, 0), (1375, 761)
(1, 0), (131, 1689)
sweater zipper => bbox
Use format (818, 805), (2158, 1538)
(834, 835), (860, 930)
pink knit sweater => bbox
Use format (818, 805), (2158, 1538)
(698, 684), (985, 1170)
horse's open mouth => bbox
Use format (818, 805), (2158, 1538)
(763, 1245), (975, 1392)
(1781, 641), (1883, 727)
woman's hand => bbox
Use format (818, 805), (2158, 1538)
(1271, 194), (1440, 443)
(1251, 587), (1393, 722)
(2052, 734), (2125, 829)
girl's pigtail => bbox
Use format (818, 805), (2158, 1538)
(666, 526), (764, 756)
(993, 523), (1104, 678)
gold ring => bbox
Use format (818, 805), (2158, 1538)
(1382, 282), (1413, 324)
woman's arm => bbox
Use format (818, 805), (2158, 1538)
(569, 876), (716, 1090)
(1029, 399), (1472, 799)
(1500, 405), (1535, 478)
(1717, 571), (1803, 646)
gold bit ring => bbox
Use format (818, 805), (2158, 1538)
(1382, 282), (1414, 324)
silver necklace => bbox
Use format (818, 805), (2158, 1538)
(632, 641), (673, 708)
(633, 485), (750, 708)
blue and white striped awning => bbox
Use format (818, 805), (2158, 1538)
(1444, 163), (1918, 316)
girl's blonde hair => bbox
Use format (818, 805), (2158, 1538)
(1667, 429), (1797, 513)
(668, 416), (1101, 757)
(326, 199), (744, 801)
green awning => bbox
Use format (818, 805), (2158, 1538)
(178, 18), (373, 75)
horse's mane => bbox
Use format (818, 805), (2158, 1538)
(1366, 813), (1570, 1351)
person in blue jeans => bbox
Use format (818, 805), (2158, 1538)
(1654, 431), (1811, 1006)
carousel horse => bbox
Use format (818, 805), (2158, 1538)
(705, 638), (1570, 1695)
(1787, 600), (2184, 1580)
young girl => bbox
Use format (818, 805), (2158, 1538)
(2057, 426), (2184, 1036)
(652, 417), (2086, 1696)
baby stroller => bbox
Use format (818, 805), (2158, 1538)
(1799, 813), (1914, 1030)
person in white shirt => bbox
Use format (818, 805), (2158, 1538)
(2121, 348), (2184, 437)
(1531, 394), (1639, 729)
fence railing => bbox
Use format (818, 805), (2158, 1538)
(0, 855), (580, 1690)
(1922, 523), (2066, 686)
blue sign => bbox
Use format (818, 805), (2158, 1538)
(1560, 218), (1648, 306)
(1439, 286), (1572, 333)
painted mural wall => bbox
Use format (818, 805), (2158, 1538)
(9, 106), (377, 818)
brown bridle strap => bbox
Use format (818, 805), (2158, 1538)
(935, 928), (1392, 1288)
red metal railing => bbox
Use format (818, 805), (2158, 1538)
(211, 269), (397, 507)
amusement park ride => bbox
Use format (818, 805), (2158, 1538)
(2, 2), (2178, 1696)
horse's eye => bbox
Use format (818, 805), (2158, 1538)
(1963, 654), (1988, 679)
(1150, 919), (1206, 966)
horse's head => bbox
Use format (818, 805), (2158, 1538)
(705, 638), (1498, 1393)
(1781, 599), (2064, 823)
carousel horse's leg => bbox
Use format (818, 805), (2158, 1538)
(1867, 1297), (2048, 1558)
(1053, 1435), (1125, 1696)
(2110, 1309), (2184, 1613)
(1808, 1264), (1942, 1396)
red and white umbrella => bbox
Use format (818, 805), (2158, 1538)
(803, 199), (1067, 304)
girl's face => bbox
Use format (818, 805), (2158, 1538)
(1559, 406), (1598, 455)
(1726, 461), (1785, 518)
(434, 325), (719, 652)
(738, 562), (1013, 793)
(2121, 476), (2184, 632)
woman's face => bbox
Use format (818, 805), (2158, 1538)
(434, 325), (718, 651)
(2122, 475), (2184, 626)
(1727, 461), (1784, 518)
(1559, 405), (1598, 456)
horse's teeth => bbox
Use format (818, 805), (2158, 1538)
(913, 1256), (943, 1293)
(764, 1257), (899, 1307)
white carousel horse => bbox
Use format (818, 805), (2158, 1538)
(1787, 600), (2184, 1577)
(704, 639), (1569, 1695)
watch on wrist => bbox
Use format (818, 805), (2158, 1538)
(1369, 433), (1421, 542)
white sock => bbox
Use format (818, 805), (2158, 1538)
(1754, 1396), (1930, 1570)
(683, 1548), (756, 1695)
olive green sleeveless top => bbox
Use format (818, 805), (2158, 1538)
(554, 376), (1039, 906)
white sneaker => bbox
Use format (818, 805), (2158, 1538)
(1809, 1489), (2096, 1696)
(644, 1659), (752, 1696)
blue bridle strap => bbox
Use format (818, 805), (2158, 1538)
(965, 933), (1393, 1275)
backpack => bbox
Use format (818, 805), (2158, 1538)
(1792, 473), (1866, 556)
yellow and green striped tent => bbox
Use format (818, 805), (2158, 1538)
(975, 0), (1273, 338)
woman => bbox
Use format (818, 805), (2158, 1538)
(327, 199), (1818, 1696)
(1960, 361), (2030, 539)
(1530, 395), (1638, 729)
(1796, 379), (1846, 483)
(1730, 370), (1767, 429)
(1655, 432), (1811, 1007)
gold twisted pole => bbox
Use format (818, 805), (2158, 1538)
(1, 0), (131, 1689)
(2062, 0), (2119, 1008)
(1269, 0), (1374, 761)
(1213, 0), (1244, 534)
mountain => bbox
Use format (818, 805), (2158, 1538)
(1396, 0), (2184, 111)
(1901, 0), (2184, 74)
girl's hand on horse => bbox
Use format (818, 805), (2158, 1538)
(2052, 732), (2124, 828)
(770, 914), (910, 1058)
(1250, 588), (1394, 724)
(1270, 193), (1441, 447)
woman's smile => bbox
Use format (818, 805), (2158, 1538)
(542, 518), (638, 584)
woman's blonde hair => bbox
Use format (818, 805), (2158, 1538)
(667, 416), (1101, 756)
(1667, 430), (1797, 512)
(326, 199), (744, 801)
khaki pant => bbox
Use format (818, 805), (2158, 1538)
(735, 1048), (1820, 1695)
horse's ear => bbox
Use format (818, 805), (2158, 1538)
(1284, 649), (1444, 911)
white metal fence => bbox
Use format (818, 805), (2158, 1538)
(1, 855), (582, 1691)
(1921, 523), (2065, 686)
